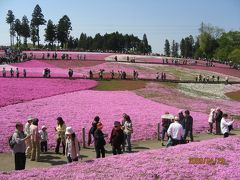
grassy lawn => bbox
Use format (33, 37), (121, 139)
(93, 80), (147, 91)
(225, 90), (240, 101)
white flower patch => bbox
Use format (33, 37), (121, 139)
(224, 84), (240, 93)
(177, 83), (229, 100)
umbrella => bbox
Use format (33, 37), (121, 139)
(161, 114), (174, 120)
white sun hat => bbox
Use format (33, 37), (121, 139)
(65, 127), (74, 135)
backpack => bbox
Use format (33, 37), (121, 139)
(8, 135), (15, 149)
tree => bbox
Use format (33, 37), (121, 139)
(78, 33), (88, 50)
(30, 23), (38, 47)
(6, 10), (15, 46)
(31, 4), (46, 47)
(14, 18), (22, 47)
(164, 39), (170, 56)
(57, 15), (72, 48)
(228, 48), (240, 64)
(197, 23), (223, 58)
(180, 39), (185, 57)
(44, 19), (56, 47)
(214, 31), (240, 61)
(21, 15), (30, 46)
(142, 33), (151, 54)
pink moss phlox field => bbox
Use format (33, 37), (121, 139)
(23, 51), (113, 61)
(1, 136), (240, 179)
(7, 60), (82, 77)
(0, 90), (208, 152)
(0, 78), (97, 107)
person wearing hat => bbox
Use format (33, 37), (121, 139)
(30, 118), (40, 161)
(94, 122), (107, 158)
(166, 117), (184, 147)
(24, 116), (34, 158)
(39, 125), (48, 153)
(88, 116), (100, 146)
(11, 122), (31, 170)
(110, 121), (124, 155)
(161, 112), (173, 146)
(65, 127), (80, 163)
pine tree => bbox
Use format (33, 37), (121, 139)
(6, 10), (15, 46)
(164, 39), (170, 56)
(31, 4), (46, 47)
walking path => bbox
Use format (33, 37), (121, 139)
(1, 129), (239, 172)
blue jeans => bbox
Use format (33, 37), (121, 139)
(124, 133), (132, 152)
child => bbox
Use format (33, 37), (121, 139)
(39, 125), (48, 153)
(65, 127), (80, 163)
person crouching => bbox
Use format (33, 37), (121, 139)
(65, 127), (80, 163)
(166, 117), (184, 148)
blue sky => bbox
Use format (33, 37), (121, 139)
(0, 0), (239, 53)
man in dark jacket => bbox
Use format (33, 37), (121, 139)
(94, 122), (106, 158)
(110, 121), (124, 155)
(183, 110), (194, 142)
(215, 107), (223, 135)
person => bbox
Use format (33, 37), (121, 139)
(68, 69), (73, 78)
(11, 122), (30, 170)
(88, 116), (100, 146)
(10, 68), (14, 77)
(55, 117), (66, 155)
(225, 76), (229, 84)
(121, 113), (128, 126)
(208, 109), (215, 134)
(161, 112), (173, 146)
(16, 68), (19, 78)
(2, 67), (6, 77)
(110, 121), (124, 155)
(178, 110), (185, 128)
(89, 70), (93, 79)
(215, 107), (223, 135)
(111, 70), (115, 79)
(122, 115), (133, 152)
(166, 117), (184, 147)
(94, 122), (107, 158)
(30, 118), (40, 161)
(183, 110), (194, 142)
(220, 114), (234, 138)
(23, 69), (26, 78)
(24, 116), (34, 158)
(156, 72), (160, 80)
(65, 127), (80, 163)
(39, 125), (48, 153)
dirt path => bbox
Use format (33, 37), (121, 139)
(1, 130), (239, 172)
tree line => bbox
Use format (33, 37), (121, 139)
(5, 4), (152, 54)
(164, 22), (240, 64)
